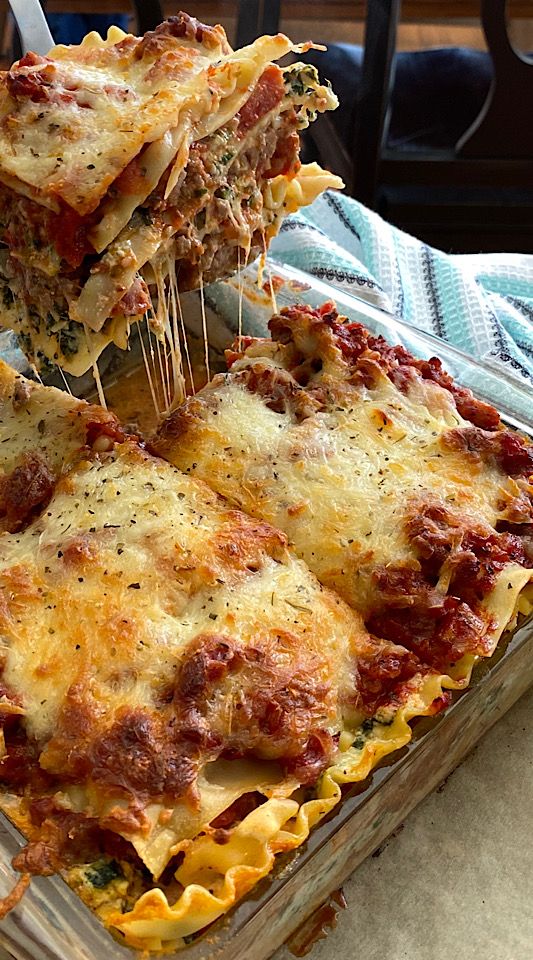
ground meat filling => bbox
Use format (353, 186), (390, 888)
(0, 69), (303, 368)
(0, 452), (56, 532)
(367, 497), (530, 671)
(262, 303), (503, 431)
(156, 104), (300, 290)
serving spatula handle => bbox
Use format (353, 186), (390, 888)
(8, 0), (55, 57)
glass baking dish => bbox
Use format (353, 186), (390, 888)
(0, 262), (532, 960)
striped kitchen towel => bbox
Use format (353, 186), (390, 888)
(270, 191), (533, 389)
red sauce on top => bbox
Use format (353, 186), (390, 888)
(48, 205), (95, 269)
(0, 452), (56, 533)
(268, 303), (502, 431)
(237, 66), (285, 137)
(443, 425), (533, 478)
(355, 644), (420, 715)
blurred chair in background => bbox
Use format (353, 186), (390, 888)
(305, 0), (533, 251)
(238, 0), (533, 253)
(235, 0), (281, 47)
(45, 11), (130, 46)
(2, 0), (532, 252)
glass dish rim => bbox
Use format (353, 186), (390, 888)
(0, 259), (532, 960)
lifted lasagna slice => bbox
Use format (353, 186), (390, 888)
(0, 361), (447, 949)
(0, 13), (341, 376)
(155, 301), (533, 683)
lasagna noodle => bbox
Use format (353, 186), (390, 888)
(154, 303), (533, 678)
(0, 16), (342, 376)
(88, 127), (190, 255)
(0, 19), (231, 214)
(71, 162), (342, 335)
(87, 33), (307, 254)
(0, 280), (133, 378)
(0, 361), (449, 948)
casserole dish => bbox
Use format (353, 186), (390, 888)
(0, 262), (531, 960)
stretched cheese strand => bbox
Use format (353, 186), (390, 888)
(262, 230), (279, 315)
(199, 273), (210, 385)
(165, 256), (187, 406)
(154, 263), (172, 411)
(82, 324), (107, 408)
(237, 246), (243, 349)
(135, 316), (162, 420)
(169, 256), (195, 395)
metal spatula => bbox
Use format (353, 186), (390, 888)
(9, 0), (55, 56)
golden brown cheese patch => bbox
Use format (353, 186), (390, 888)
(155, 302), (533, 674)
(0, 370), (433, 863)
(0, 358), (126, 532)
(0, 442), (363, 750)
(0, 363), (459, 948)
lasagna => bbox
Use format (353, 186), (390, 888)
(155, 300), (533, 687)
(0, 359), (450, 949)
(0, 13), (341, 376)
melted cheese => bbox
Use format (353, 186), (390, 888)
(1, 443), (362, 741)
(0, 17), (342, 378)
(154, 332), (532, 657)
(0, 22), (229, 214)
(0, 363), (466, 947)
(0, 358), (104, 474)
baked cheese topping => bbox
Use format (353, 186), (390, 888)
(0, 359), (448, 948)
(0, 18), (230, 214)
(155, 301), (533, 675)
(0, 14), (342, 376)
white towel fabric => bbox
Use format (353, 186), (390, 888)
(270, 192), (533, 390)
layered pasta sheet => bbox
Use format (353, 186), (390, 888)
(155, 300), (533, 687)
(0, 13), (341, 375)
(0, 360), (450, 949)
